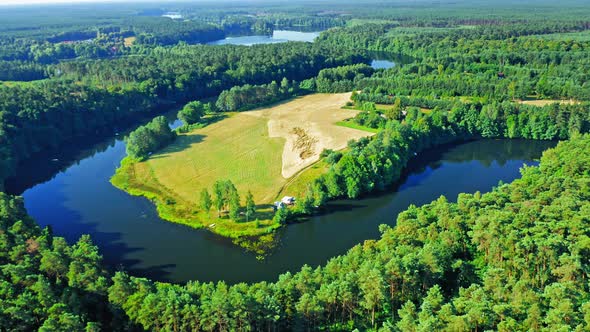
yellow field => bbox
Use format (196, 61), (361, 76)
(124, 36), (136, 47)
(517, 99), (580, 107)
(146, 112), (285, 204)
(112, 93), (375, 248)
(246, 93), (372, 178)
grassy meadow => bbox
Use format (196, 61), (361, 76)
(112, 94), (374, 250)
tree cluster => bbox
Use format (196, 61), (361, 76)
(215, 78), (299, 112)
(126, 116), (176, 160)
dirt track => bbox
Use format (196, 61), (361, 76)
(245, 93), (375, 178)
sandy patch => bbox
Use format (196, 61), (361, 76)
(245, 93), (375, 178)
(517, 99), (580, 107)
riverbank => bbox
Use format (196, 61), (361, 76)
(110, 94), (372, 253)
(111, 157), (282, 254)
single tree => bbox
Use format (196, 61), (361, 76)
(199, 188), (212, 214)
(228, 190), (241, 221)
(178, 101), (205, 125)
(244, 191), (256, 222)
(213, 181), (225, 218)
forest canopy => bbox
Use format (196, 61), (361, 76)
(1, 1), (590, 330)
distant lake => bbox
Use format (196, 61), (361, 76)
(162, 12), (183, 19)
(369, 51), (415, 69)
(208, 30), (321, 46)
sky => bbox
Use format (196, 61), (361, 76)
(0, 0), (134, 5)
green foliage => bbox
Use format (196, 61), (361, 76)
(244, 191), (256, 222)
(216, 79), (300, 112)
(272, 206), (289, 225)
(178, 101), (205, 126)
(199, 188), (212, 213)
(104, 136), (590, 331)
(126, 116), (176, 160)
(0, 193), (121, 331)
(315, 63), (374, 93)
(3, 3), (590, 330)
(313, 97), (589, 201)
(212, 180), (241, 220)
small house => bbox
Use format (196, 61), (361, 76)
(273, 201), (285, 211)
(281, 196), (296, 205)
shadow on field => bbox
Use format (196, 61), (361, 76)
(150, 134), (207, 160)
(201, 113), (228, 126)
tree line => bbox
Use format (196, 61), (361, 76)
(215, 78), (301, 112)
(288, 96), (589, 213)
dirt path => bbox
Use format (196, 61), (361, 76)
(245, 93), (375, 178)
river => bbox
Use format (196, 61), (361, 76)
(5, 117), (556, 284)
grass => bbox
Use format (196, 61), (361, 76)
(148, 113), (285, 204)
(336, 120), (381, 133)
(276, 159), (332, 200)
(111, 94), (375, 252)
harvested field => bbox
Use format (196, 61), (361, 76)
(517, 99), (580, 107)
(124, 36), (136, 47)
(119, 93), (374, 210)
(144, 113), (284, 204)
(246, 93), (375, 178)
(112, 93), (376, 243)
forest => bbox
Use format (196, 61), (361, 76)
(0, 42), (367, 190)
(1, 136), (588, 330)
(1, 0), (590, 331)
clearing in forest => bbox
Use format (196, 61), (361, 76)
(135, 93), (373, 206)
(245, 93), (373, 178)
(517, 99), (580, 107)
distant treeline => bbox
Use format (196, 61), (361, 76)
(318, 22), (590, 101)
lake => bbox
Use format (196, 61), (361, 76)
(207, 30), (321, 46)
(369, 51), (415, 69)
(5, 120), (556, 284)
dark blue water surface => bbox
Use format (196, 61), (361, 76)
(6, 120), (555, 283)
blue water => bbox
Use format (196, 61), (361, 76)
(7, 131), (555, 284)
(208, 30), (321, 46)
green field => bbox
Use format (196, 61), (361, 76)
(112, 94), (374, 249)
(112, 112), (284, 249)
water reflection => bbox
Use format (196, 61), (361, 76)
(7, 132), (555, 284)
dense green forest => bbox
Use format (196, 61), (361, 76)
(1, 136), (588, 330)
(1, 0), (590, 330)
(0, 43), (367, 190)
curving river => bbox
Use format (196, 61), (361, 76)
(5, 114), (556, 284)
